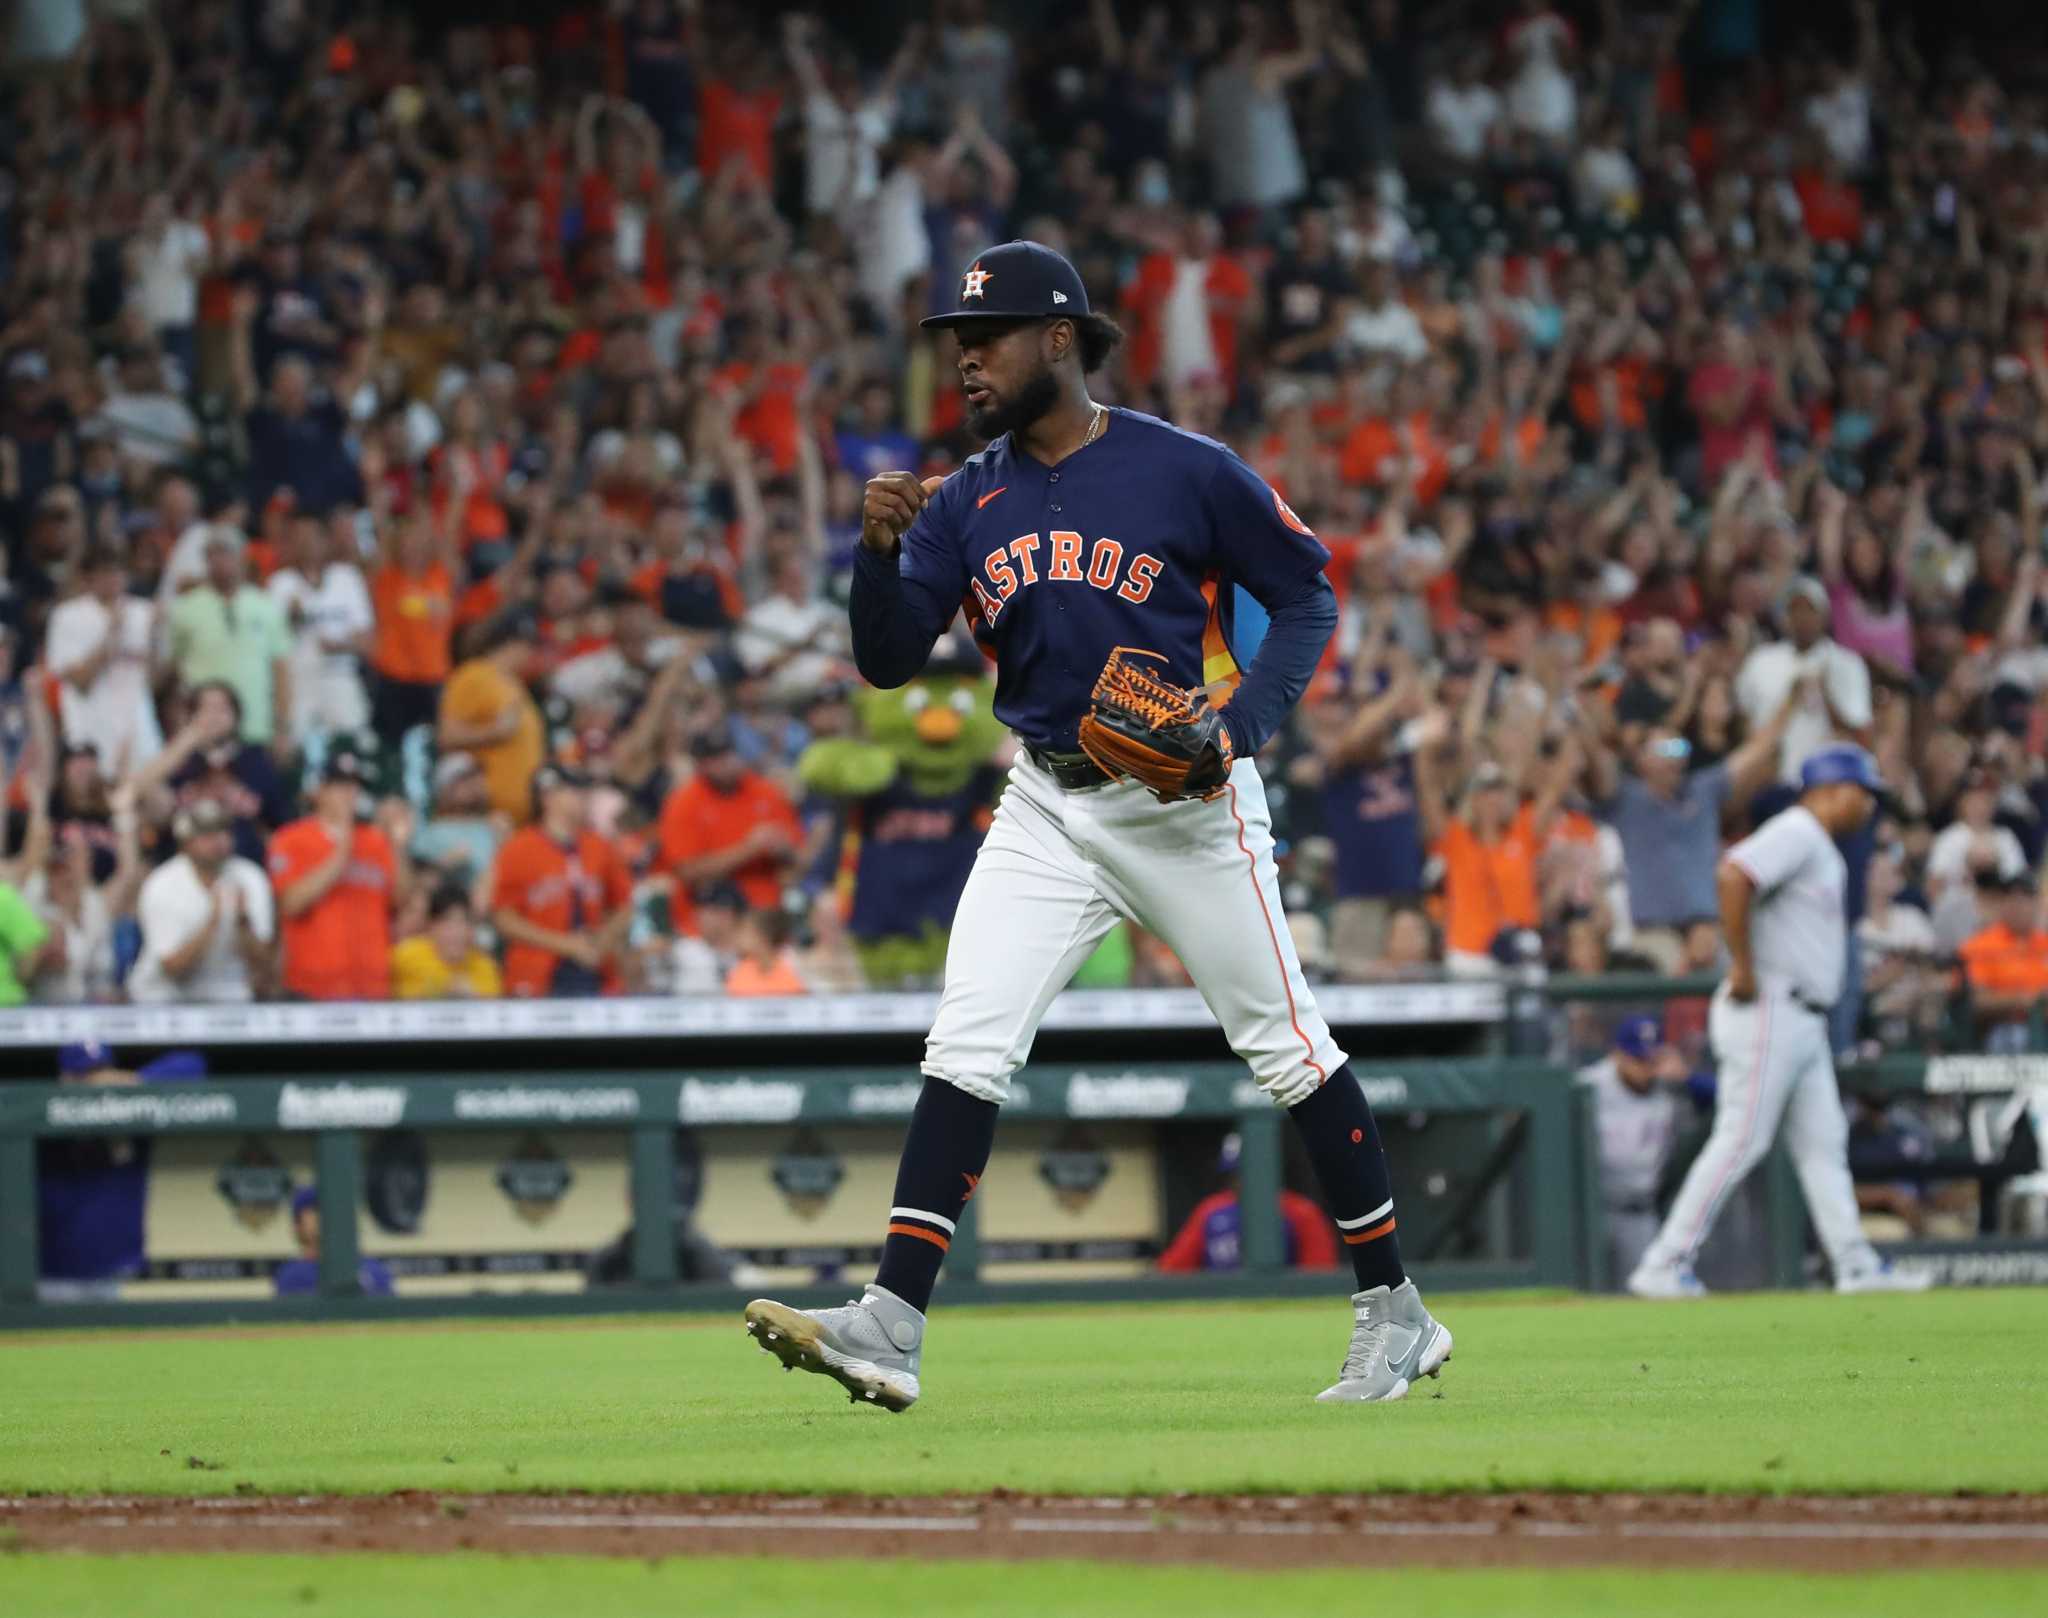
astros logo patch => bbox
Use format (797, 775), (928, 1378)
(962, 264), (993, 300)
(1274, 488), (1314, 536)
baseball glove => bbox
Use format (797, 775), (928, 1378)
(1075, 647), (1236, 802)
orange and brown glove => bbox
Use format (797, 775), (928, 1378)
(1075, 647), (1236, 803)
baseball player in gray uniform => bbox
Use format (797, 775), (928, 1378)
(1579, 1015), (1685, 1286)
(1628, 745), (1933, 1298)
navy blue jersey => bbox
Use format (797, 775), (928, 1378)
(275, 1255), (396, 1297)
(1325, 756), (1425, 899)
(852, 409), (1333, 754)
(847, 766), (1002, 942)
(37, 1052), (207, 1282)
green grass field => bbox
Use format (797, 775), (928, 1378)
(3, 1288), (2046, 1497)
(8, 1557), (2046, 1618)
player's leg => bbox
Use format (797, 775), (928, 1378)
(1780, 1034), (1932, 1292)
(1630, 990), (1803, 1295)
(745, 763), (1119, 1408)
(1086, 761), (1449, 1401)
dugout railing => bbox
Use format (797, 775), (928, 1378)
(0, 1058), (1597, 1330)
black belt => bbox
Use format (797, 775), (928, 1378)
(1790, 990), (1833, 1018)
(1026, 745), (1113, 790)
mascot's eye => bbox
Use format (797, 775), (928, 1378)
(950, 689), (974, 715)
(904, 688), (930, 713)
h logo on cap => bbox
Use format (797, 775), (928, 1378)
(962, 264), (993, 300)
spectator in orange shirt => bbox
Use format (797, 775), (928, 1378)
(657, 724), (801, 936)
(269, 749), (400, 1001)
(1957, 875), (2048, 1050)
(489, 765), (633, 997)
(438, 610), (546, 824)
(1412, 707), (1567, 976)
(724, 908), (808, 996)
(369, 516), (458, 744)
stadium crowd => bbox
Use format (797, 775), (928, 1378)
(1, 0), (2047, 1061)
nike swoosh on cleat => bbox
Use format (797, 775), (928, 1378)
(976, 486), (1007, 509)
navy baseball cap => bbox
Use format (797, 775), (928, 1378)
(59, 1040), (112, 1075)
(1613, 1016), (1663, 1061)
(322, 747), (370, 786)
(1800, 743), (1883, 797)
(291, 1186), (319, 1218)
(922, 241), (1091, 330)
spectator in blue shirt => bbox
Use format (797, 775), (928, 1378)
(37, 1042), (207, 1300)
(234, 336), (362, 517)
(833, 379), (918, 482)
(1585, 693), (1792, 975)
(273, 1186), (396, 1299)
(1310, 666), (1429, 979)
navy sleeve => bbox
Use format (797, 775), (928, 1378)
(848, 479), (969, 689)
(1216, 570), (1336, 760)
(138, 1051), (208, 1082)
(1202, 448), (1332, 607)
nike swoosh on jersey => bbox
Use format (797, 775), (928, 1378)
(976, 486), (1008, 509)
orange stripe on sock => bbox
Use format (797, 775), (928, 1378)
(887, 1223), (950, 1252)
(1342, 1217), (1397, 1245)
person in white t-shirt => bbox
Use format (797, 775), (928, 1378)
(785, 13), (906, 217)
(1502, 0), (1578, 145)
(1805, 57), (1873, 172)
(266, 512), (374, 747)
(93, 344), (201, 468)
(127, 799), (275, 1005)
(1426, 53), (1502, 164)
(1925, 769), (2028, 897)
(1858, 849), (1942, 1036)
(735, 553), (844, 702)
(125, 195), (212, 369)
(1343, 261), (1428, 366)
(1734, 577), (1873, 783)
(44, 547), (162, 778)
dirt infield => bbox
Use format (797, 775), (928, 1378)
(6, 1491), (2048, 1571)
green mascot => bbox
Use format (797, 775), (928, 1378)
(799, 634), (1010, 987)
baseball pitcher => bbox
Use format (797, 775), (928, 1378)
(744, 241), (1451, 1408)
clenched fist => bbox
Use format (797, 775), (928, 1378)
(862, 472), (945, 556)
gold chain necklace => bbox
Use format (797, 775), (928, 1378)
(1082, 404), (1107, 446)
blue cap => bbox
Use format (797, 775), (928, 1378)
(1800, 744), (1883, 796)
(59, 1040), (111, 1074)
(1613, 1015), (1663, 1060)
(291, 1186), (319, 1218)
(922, 241), (1092, 330)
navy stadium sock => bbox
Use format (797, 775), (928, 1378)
(1287, 1062), (1405, 1293)
(873, 1077), (1000, 1313)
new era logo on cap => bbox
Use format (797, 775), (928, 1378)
(1052, 290), (1068, 304)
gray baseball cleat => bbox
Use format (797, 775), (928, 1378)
(744, 1284), (924, 1412)
(1316, 1279), (1453, 1403)
(1835, 1259), (1935, 1294)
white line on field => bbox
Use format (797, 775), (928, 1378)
(490, 1512), (2048, 1547)
(1617, 1521), (2048, 1543)
(503, 1513), (980, 1534)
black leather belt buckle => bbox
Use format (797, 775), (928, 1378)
(1028, 746), (1112, 789)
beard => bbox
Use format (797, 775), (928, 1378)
(967, 365), (1061, 441)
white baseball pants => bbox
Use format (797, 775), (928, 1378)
(923, 754), (1346, 1108)
(1642, 984), (1879, 1277)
